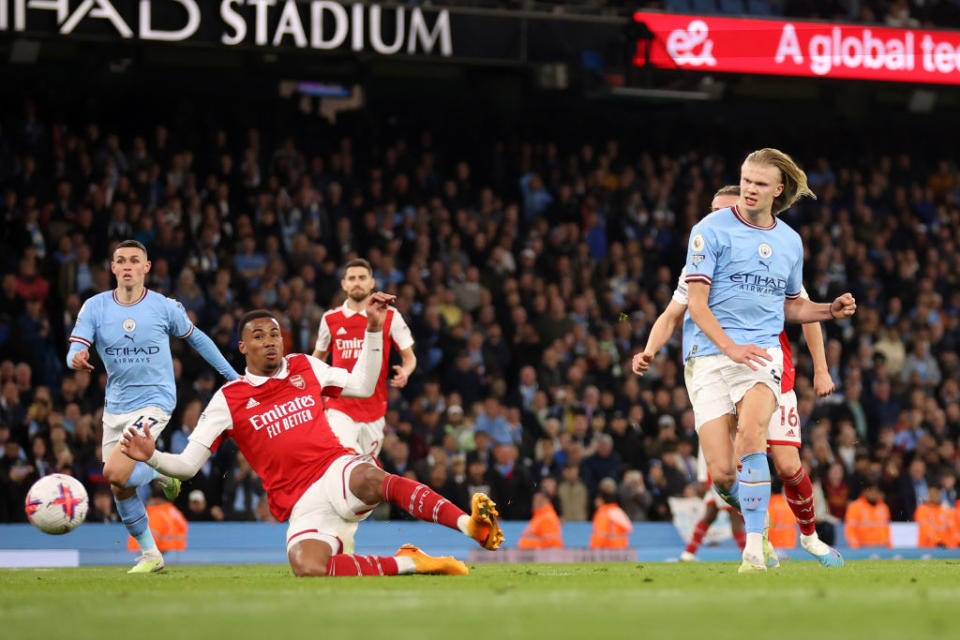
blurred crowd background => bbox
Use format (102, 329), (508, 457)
(0, 81), (958, 535)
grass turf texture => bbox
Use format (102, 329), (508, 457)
(1, 561), (956, 640)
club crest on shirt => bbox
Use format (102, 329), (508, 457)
(692, 234), (705, 252)
(122, 319), (136, 332)
(758, 243), (773, 259)
(290, 374), (305, 389)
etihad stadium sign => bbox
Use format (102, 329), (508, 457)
(0, 0), (452, 56)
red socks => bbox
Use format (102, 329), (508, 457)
(321, 475), (467, 577)
(686, 513), (747, 553)
(326, 554), (399, 576)
(781, 468), (817, 535)
(381, 474), (465, 530)
(685, 519), (710, 555)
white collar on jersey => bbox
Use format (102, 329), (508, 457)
(244, 357), (289, 387)
(340, 302), (368, 318)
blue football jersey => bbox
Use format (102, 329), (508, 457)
(68, 289), (194, 414)
(682, 206), (803, 361)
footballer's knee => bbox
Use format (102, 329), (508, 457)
(103, 464), (132, 490)
(706, 462), (736, 489)
(289, 540), (332, 577)
(349, 463), (387, 505)
(291, 560), (329, 578)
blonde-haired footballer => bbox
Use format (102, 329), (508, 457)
(634, 186), (843, 567)
(644, 150), (855, 572)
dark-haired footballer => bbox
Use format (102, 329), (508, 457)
(122, 293), (503, 577)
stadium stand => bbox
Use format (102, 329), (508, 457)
(1, 74), (959, 535)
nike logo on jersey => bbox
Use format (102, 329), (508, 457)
(246, 398), (260, 409)
(337, 327), (348, 335)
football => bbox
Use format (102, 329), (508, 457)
(24, 474), (89, 535)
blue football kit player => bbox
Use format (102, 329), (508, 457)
(683, 149), (855, 572)
(633, 186), (845, 568)
(67, 240), (239, 573)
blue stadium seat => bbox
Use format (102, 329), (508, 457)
(690, 0), (719, 14)
(719, 0), (745, 14)
(665, 0), (693, 12)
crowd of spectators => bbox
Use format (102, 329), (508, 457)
(0, 95), (959, 538)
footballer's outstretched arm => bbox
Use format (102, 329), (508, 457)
(783, 293), (856, 323)
(307, 330), (383, 398)
(121, 426), (212, 480)
(802, 319), (835, 396)
(791, 287), (835, 396)
(307, 291), (395, 398)
(633, 300), (686, 376)
(184, 327), (241, 381)
(390, 346), (417, 388)
(168, 298), (240, 380)
(66, 296), (98, 371)
(121, 387), (233, 479)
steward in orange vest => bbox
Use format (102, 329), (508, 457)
(768, 492), (798, 549)
(843, 483), (891, 548)
(589, 479), (633, 549)
(128, 498), (189, 552)
(518, 493), (564, 549)
(915, 487), (960, 548)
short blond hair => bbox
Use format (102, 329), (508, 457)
(713, 184), (740, 199)
(743, 148), (816, 215)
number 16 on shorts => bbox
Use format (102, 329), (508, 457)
(768, 389), (801, 447)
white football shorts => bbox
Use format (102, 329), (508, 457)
(101, 405), (170, 460)
(684, 347), (783, 432)
(326, 409), (386, 459)
(766, 389), (800, 448)
(285, 454), (378, 554)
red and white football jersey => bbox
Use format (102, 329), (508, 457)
(778, 286), (812, 394)
(314, 304), (414, 422)
(779, 330), (795, 394)
(189, 353), (354, 522)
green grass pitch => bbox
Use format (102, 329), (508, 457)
(2, 561), (957, 640)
